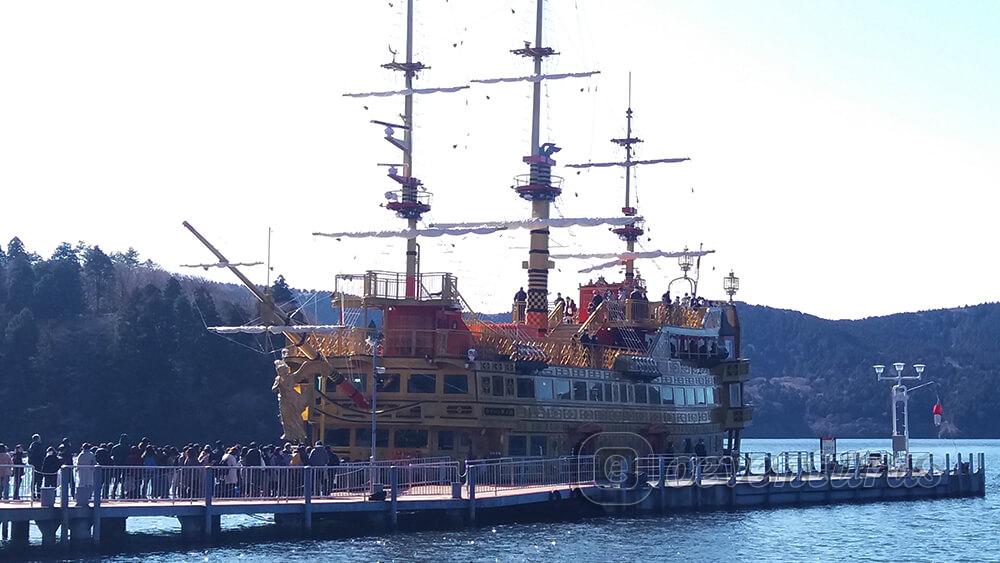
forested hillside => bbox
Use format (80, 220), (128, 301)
(1, 236), (996, 445)
(0, 238), (281, 444)
(739, 302), (1000, 438)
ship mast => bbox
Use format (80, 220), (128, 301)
(522, 0), (553, 333)
(618, 74), (640, 284)
(566, 75), (690, 284)
(401, 0), (419, 298)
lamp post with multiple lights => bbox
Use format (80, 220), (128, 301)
(873, 362), (933, 456)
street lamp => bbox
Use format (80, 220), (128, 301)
(678, 246), (694, 275)
(723, 270), (740, 302)
(873, 361), (934, 458)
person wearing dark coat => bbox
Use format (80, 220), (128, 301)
(41, 447), (60, 488)
(308, 442), (330, 495)
(59, 442), (75, 495)
(27, 435), (44, 498)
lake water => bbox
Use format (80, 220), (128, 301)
(18, 438), (1000, 561)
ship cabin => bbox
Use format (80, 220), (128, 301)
(294, 269), (751, 463)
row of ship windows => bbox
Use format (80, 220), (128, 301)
(323, 428), (448, 451)
(337, 373), (716, 406)
(509, 377), (717, 406)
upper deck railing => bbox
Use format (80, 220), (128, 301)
(363, 271), (458, 303)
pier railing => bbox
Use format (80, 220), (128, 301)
(467, 456), (595, 495)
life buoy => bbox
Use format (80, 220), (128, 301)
(932, 402), (943, 427)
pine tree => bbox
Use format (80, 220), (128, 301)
(5, 256), (35, 314)
(271, 275), (294, 304)
(7, 237), (28, 261)
(82, 245), (116, 312)
(32, 243), (85, 320)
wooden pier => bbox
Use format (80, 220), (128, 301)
(0, 453), (986, 554)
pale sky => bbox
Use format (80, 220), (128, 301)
(1, 0), (998, 320)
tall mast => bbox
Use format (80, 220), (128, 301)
(518, 0), (560, 334)
(616, 73), (642, 283)
(566, 75), (690, 285)
(402, 0), (418, 298)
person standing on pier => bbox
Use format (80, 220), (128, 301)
(40, 447), (60, 488)
(59, 441), (75, 496)
(110, 434), (129, 499)
(27, 434), (44, 498)
(11, 445), (26, 500)
(0, 445), (11, 501)
(76, 444), (96, 505)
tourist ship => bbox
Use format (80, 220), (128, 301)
(183, 0), (751, 464)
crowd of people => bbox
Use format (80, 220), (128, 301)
(0, 433), (357, 503)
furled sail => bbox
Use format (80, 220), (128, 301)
(471, 71), (600, 84)
(180, 261), (263, 270)
(315, 216), (638, 240)
(564, 157), (690, 168)
(342, 85), (470, 98)
(551, 249), (716, 274)
(208, 325), (345, 335)
(550, 249), (714, 260)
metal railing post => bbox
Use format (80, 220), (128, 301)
(467, 465), (477, 524)
(809, 452), (815, 473)
(92, 469), (103, 546)
(657, 457), (666, 488)
(854, 452), (860, 479)
(928, 454), (933, 476)
(203, 466), (213, 536)
(389, 466), (399, 528)
(304, 467), (313, 533)
(60, 465), (70, 544)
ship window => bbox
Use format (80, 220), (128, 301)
(619, 383), (629, 403)
(509, 435), (528, 457)
(588, 382), (604, 402)
(355, 428), (388, 448)
(706, 387), (715, 405)
(634, 385), (648, 404)
(530, 435), (547, 456)
(377, 373), (401, 393)
(517, 377), (536, 398)
(444, 374), (469, 394)
(685, 387), (696, 405)
(438, 430), (455, 451)
(536, 378), (554, 400)
(492, 375), (505, 397)
(662, 386), (674, 405)
(394, 429), (428, 449)
(573, 381), (587, 401)
(729, 383), (742, 407)
(648, 385), (661, 405)
(555, 379), (572, 400)
(408, 373), (437, 393)
(674, 386), (686, 406)
(324, 428), (351, 448)
(695, 387), (706, 405)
